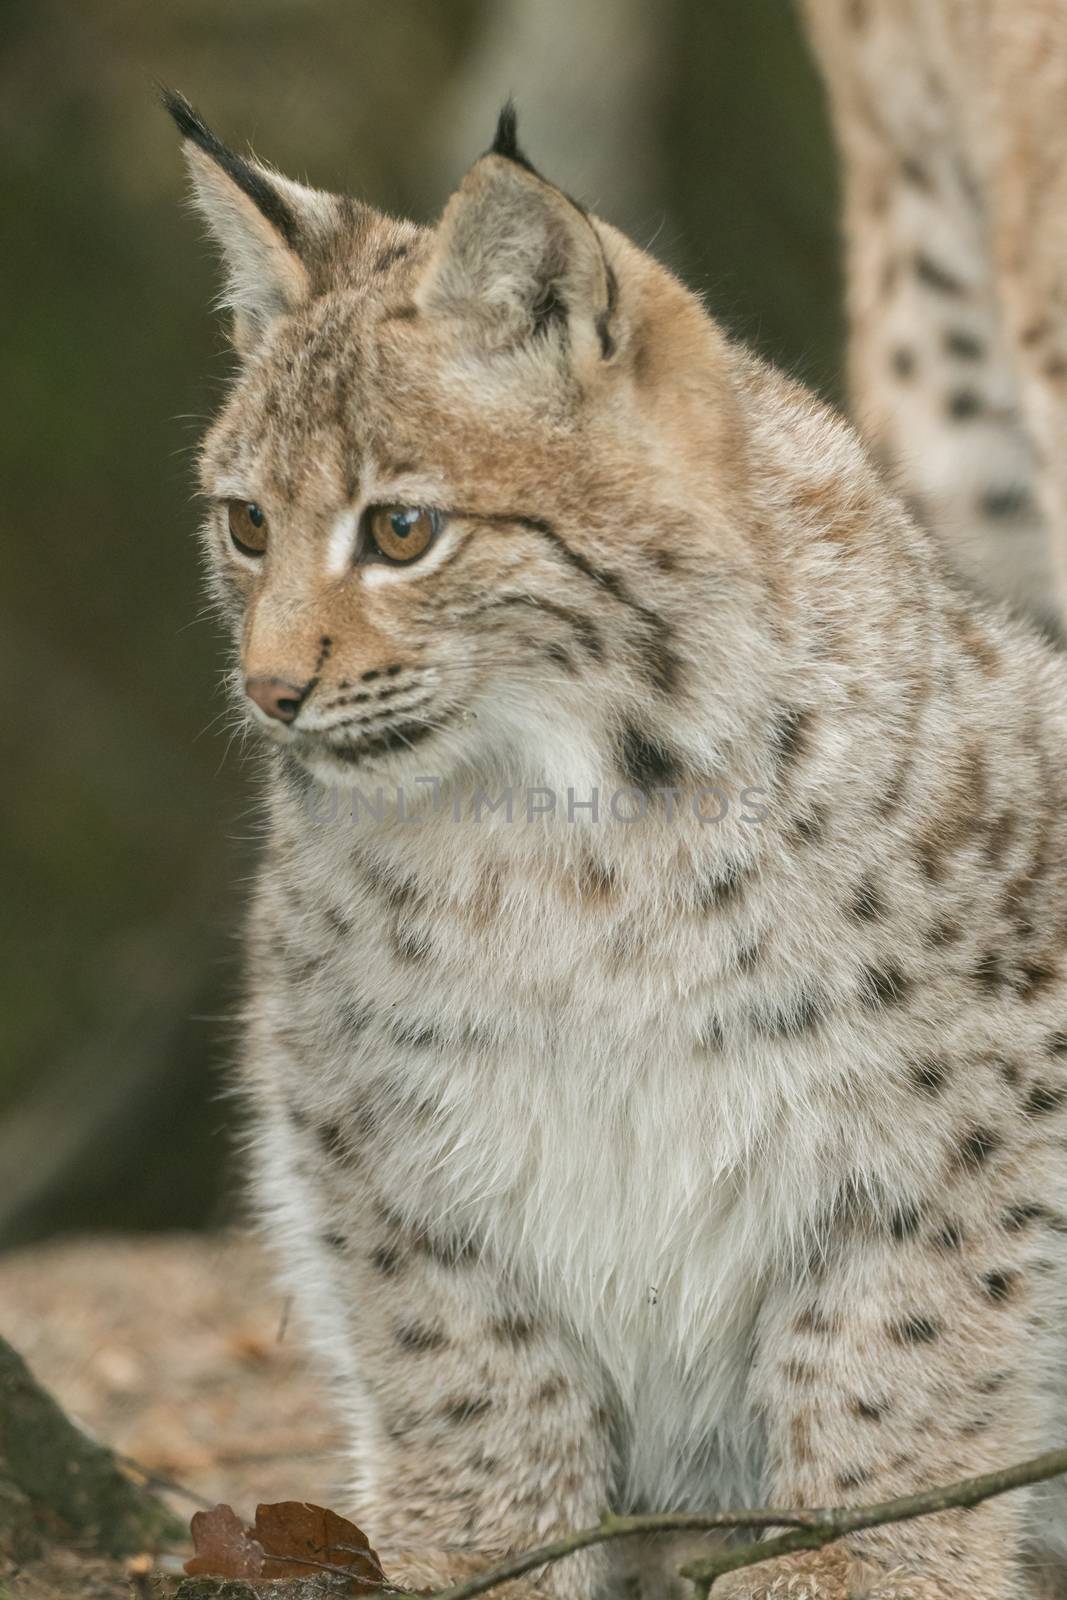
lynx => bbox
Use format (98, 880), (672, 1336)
(803, 0), (1067, 641)
(168, 80), (1067, 1600)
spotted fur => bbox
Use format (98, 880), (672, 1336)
(169, 92), (1067, 1600)
(802, 0), (1067, 643)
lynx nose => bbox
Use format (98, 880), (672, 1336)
(245, 675), (309, 724)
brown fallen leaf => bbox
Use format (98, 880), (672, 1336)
(185, 1503), (266, 1581)
(186, 1499), (387, 1592)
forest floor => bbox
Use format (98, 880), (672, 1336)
(0, 1232), (344, 1598)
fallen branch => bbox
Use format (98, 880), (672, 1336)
(0, 1333), (184, 1560)
(424, 1445), (1067, 1600)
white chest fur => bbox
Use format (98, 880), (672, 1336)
(262, 799), (844, 1506)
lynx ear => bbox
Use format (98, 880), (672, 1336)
(416, 104), (620, 366)
(163, 90), (327, 352)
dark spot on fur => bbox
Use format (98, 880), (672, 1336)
(374, 242), (411, 273)
(915, 252), (966, 296)
(789, 1414), (814, 1464)
(736, 938), (763, 974)
(391, 1018), (442, 1050)
(533, 1376), (569, 1405)
(755, 987), (823, 1040)
(859, 964), (909, 1008)
(617, 721), (681, 795)
(415, 1227), (480, 1270)
(911, 1056), (951, 1096)
(947, 389), (984, 420)
(995, 1056), (1021, 1089)
(975, 1371), (1010, 1394)
(973, 952), (1008, 994)
(575, 854), (617, 902)
(770, 706), (812, 774)
(925, 918), (963, 948)
(849, 877), (886, 922)
(892, 347), (916, 379)
(322, 1231), (347, 1252)
(782, 1359), (817, 1386)
(890, 1314), (941, 1345)
(945, 328), (985, 361)
(370, 1244), (402, 1277)
(490, 1314), (537, 1346)
(933, 1220), (964, 1251)
(1024, 1082), (1067, 1117)
(983, 810), (1017, 869)
(396, 1321), (449, 1353)
(317, 1121), (356, 1164)
(695, 860), (749, 912)
(788, 806), (828, 846)
(980, 485), (1032, 519)
(1002, 1202), (1048, 1232)
(1045, 1032), (1067, 1057)
(1016, 961), (1058, 1001)
(440, 1396), (492, 1425)
(953, 1126), (1000, 1173)
(835, 1467), (873, 1491)
(850, 1397), (888, 1422)
(324, 904), (353, 938)
(392, 924), (432, 964)
(339, 1001), (373, 1039)
(890, 1203), (922, 1241)
(794, 1305), (840, 1337)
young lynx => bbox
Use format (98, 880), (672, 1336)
(802, 0), (1067, 640)
(168, 83), (1067, 1600)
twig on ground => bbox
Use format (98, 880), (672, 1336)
(422, 1445), (1067, 1600)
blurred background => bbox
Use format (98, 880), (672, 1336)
(0, 0), (842, 1248)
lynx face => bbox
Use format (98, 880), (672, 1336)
(175, 94), (750, 790)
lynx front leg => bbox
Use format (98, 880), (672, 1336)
(332, 1200), (615, 1600)
(984, 4), (1067, 633)
(716, 1203), (1046, 1599)
(802, 0), (1056, 632)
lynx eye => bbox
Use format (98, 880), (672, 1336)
(363, 505), (441, 566)
(227, 500), (269, 557)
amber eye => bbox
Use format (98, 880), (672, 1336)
(363, 505), (441, 565)
(227, 500), (269, 557)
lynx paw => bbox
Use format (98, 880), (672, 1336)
(710, 1548), (941, 1600)
(380, 1545), (550, 1600)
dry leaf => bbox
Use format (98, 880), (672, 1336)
(185, 1503), (266, 1581)
(185, 1499), (387, 1592)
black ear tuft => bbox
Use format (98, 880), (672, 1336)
(160, 86), (210, 145)
(160, 85), (300, 250)
(489, 98), (539, 176)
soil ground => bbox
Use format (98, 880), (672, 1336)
(0, 1231), (343, 1597)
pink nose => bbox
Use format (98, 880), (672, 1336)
(245, 676), (308, 724)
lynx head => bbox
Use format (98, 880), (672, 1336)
(168, 92), (757, 795)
